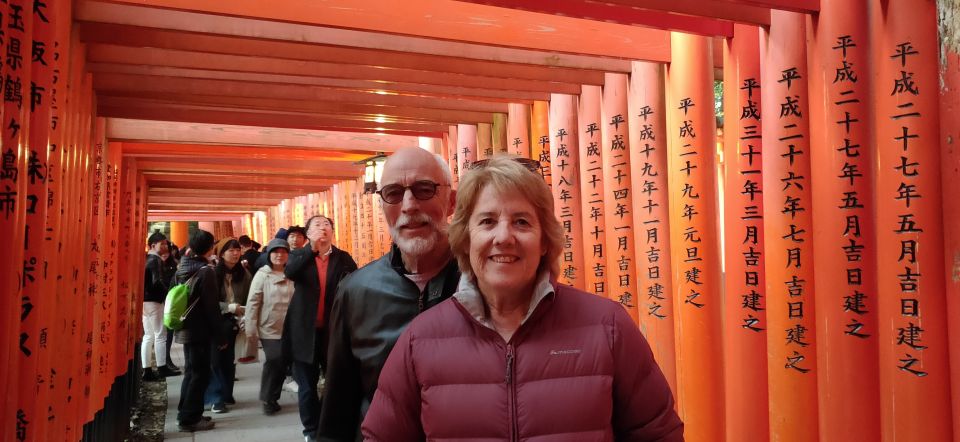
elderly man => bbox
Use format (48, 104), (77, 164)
(316, 147), (461, 442)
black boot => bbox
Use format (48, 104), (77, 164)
(158, 364), (182, 377)
(141, 367), (160, 382)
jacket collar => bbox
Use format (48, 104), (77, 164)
(257, 264), (288, 283)
(453, 270), (554, 331)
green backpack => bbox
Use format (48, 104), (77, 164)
(163, 270), (203, 330)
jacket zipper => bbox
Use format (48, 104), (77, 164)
(505, 344), (518, 442)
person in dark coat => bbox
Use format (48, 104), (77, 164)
(362, 156), (682, 441)
(318, 147), (460, 442)
(239, 235), (261, 272)
(174, 229), (227, 433)
(284, 215), (357, 441)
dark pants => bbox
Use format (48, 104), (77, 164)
(293, 328), (328, 437)
(205, 340), (236, 406)
(260, 338), (287, 403)
(177, 341), (211, 424)
(165, 327), (176, 367)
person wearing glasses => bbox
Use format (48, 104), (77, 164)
(317, 147), (461, 442)
(362, 156), (683, 441)
(285, 214), (358, 441)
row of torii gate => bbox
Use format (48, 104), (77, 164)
(2, 0), (960, 441)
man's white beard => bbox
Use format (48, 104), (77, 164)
(390, 213), (446, 259)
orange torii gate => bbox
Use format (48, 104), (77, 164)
(7, 1), (960, 441)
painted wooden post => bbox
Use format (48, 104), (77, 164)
(477, 122), (493, 160)
(15, 0), (52, 437)
(628, 60), (677, 397)
(940, 44), (960, 442)
(169, 221), (189, 248)
(492, 113), (507, 154)
(548, 93), (585, 291)
(807, 1), (881, 440)
(38, 2), (69, 434)
(2, 0), (29, 432)
(457, 124), (477, 179)
(577, 85), (606, 298)
(721, 24), (769, 441)
(447, 125), (459, 186)
(870, 0), (953, 439)
(666, 32), (724, 441)
(600, 73), (639, 322)
(531, 100), (551, 183)
(508, 103), (530, 157)
(761, 11), (819, 441)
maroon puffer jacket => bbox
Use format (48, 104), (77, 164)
(362, 282), (683, 441)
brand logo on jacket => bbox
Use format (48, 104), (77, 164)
(549, 349), (581, 356)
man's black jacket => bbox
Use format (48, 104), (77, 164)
(317, 244), (460, 442)
(283, 242), (358, 364)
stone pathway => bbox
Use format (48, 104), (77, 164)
(163, 344), (305, 442)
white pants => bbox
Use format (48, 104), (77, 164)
(141, 301), (167, 368)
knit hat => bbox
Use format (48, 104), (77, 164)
(188, 230), (216, 255)
(214, 237), (241, 257)
(147, 230), (167, 247)
(274, 228), (289, 240)
(264, 238), (291, 256)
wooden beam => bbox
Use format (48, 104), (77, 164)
(86, 43), (585, 95)
(120, 143), (373, 161)
(77, 22), (607, 84)
(136, 160), (363, 180)
(601, 0), (771, 26)
(95, 0), (671, 60)
(88, 64), (550, 102)
(93, 73), (513, 113)
(712, 0), (818, 14)
(99, 103), (452, 136)
(148, 212), (251, 222)
(75, 1), (643, 69)
(97, 94), (496, 125)
(457, 0), (734, 37)
(107, 119), (427, 150)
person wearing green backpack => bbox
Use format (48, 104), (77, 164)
(173, 229), (229, 433)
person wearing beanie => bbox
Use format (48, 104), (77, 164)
(204, 237), (253, 414)
(174, 229), (227, 433)
(142, 230), (181, 381)
(245, 238), (295, 415)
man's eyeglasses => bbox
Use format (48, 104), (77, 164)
(376, 180), (449, 204)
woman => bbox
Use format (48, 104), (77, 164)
(245, 238), (296, 416)
(363, 156), (683, 441)
(204, 237), (253, 413)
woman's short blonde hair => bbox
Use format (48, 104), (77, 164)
(448, 155), (564, 281)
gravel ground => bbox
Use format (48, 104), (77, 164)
(126, 378), (166, 442)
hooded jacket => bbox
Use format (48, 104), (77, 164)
(174, 255), (227, 346)
(362, 273), (683, 442)
(245, 264), (295, 340)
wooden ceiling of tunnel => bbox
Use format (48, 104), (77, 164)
(79, 0), (817, 216)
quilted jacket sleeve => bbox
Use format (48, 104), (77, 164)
(611, 306), (684, 441)
(361, 328), (425, 442)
